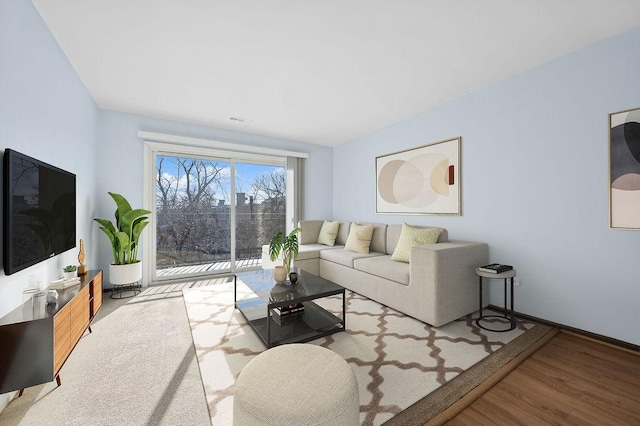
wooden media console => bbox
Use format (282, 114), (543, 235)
(0, 270), (103, 394)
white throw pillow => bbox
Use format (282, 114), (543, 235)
(344, 223), (374, 254)
(391, 223), (442, 263)
(317, 220), (340, 246)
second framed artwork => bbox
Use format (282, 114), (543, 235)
(609, 107), (640, 230)
(376, 137), (461, 215)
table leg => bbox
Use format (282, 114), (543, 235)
(233, 275), (237, 305)
(342, 289), (346, 329)
(510, 277), (515, 328)
(478, 275), (483, 318)
(267, 307), (271, 348)
(503, 279), (508, 319)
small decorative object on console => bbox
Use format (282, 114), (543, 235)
(289, 271), (298, 284)
(49, 277), (81, 290)
(77, 238), (87, 276)
(478, 263), (513, 274)
(63, 265), (77, 279)
(46, 289), (59, 305)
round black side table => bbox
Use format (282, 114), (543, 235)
(475, 267), (517, 332)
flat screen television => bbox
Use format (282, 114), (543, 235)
(3, 149), (76, 275)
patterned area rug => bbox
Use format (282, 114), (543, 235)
(183, 281), (534, 426)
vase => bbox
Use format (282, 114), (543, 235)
(273, 266), (287, 284)
(289, 271), (298, 284)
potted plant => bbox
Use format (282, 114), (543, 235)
(94, 192), (151, 284)
(268, 228), (301, 283)
(63, 265), (77, 279)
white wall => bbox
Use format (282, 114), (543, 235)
(0, 0), (99, 318)
(332, 27), (640, 345)
(96, 110), (333, 286)
(0, 0), (100, 407)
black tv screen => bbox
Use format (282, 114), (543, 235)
(3, 149), (76, 275)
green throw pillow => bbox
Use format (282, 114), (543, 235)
(391, 224), (442, 263)
(317, 220), (340, 246)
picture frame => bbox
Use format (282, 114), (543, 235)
(376, 137), (461, 215)
(609, 107), (640, 230)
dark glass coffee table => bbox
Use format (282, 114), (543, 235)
(234, 268), (345, 348)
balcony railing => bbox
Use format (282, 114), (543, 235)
(155, 210), (284, 278)
(156, 257), (262, 278)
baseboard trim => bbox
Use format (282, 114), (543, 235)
(488, 304), (639, 353)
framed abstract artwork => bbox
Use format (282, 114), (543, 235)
(609, 107), (640, 230)
(376, 137), (461, 215)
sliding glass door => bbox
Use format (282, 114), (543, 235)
(151, 151), (286, 282)
(235, 162), (286, 269)
(155, 154), (232, 279)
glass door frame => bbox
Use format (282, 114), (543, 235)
(143, 140), (287, 285)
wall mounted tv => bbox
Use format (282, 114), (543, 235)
(3, 149), (76, 275)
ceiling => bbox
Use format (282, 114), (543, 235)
(32, 1), (640, 147)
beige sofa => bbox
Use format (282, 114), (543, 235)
(294, 220), (489, 327)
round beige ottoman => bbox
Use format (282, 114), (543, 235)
(233, 343), (359, 426)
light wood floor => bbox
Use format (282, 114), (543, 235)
(444, 331), (640, 425)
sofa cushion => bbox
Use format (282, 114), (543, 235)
(317, 220), (340, 246)
(335, 222), (351, 246)
(354, 255), (410, 285)
(344, 222), (388, 253)
(367, 222), (388, 254)
(345, 223), (374, 254)
(320, 248), (384, 268)
(299, 220), (325, 245)
(391, 223), (443, 263)
(297, 244), (343, 261)
(386, 224), (449, 254)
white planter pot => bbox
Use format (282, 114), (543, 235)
(110, 262), (143, 285)
(273, 266), (287, 284)
(63, 271), (77, 280)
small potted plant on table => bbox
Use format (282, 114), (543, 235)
(63, 265), (77, 280)
(268, 228), (301, 284)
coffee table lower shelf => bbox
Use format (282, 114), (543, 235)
(236, 300), (344, 348)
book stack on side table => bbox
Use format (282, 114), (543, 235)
(271, 303), (304, 325)
(478, 263), (513, 274)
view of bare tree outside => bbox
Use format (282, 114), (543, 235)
(155, 154), (286, 277)
(235, 163), (286, 268)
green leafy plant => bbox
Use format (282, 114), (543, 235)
(269, 228), (301, 276)
(63, 265), (77, 272)
(94, 192), (151, 265)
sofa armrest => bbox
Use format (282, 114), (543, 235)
(410, 240), (489, 326)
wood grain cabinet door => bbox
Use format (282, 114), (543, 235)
(53, 306), (71, 375)
(92, 271), (103, 318)
(69, 286), (89, 345)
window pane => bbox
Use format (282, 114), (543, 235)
(155, 155), (232, 278)
(235, 163), (286, 269)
